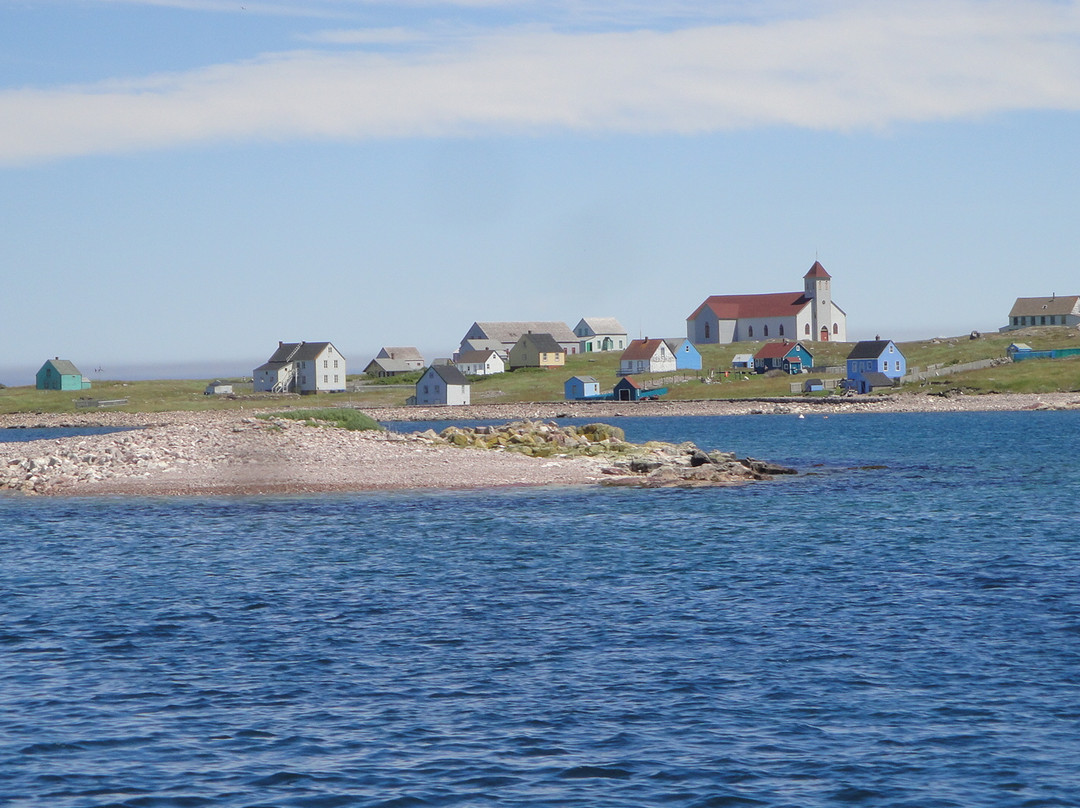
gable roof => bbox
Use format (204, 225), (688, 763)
(754, 341), (809, 360)
(620, 338), (666, 361)
(426, 365), (470, 385)
(567, 375), (598, 384)
(456, 350), (500, 364)
(377, 346), (423, 361)
(663, 337), (694, 352)
(1009, 296), (1080, 317)
(266, 341), (337, 363)
(614, 376), (641, 389)
(516, 332), (565, 353)
(365, 358), (415, 374)
(473, 321), (577, 344)
(688, 291), (810, 322)
(576, 317), (627, 335)
(42, 358), (82, 375)
(804, 260), (831, 279)
(847, 340), (896, 360)
(862, 371), (896, 388)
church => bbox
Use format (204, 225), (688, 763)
(686, 261), (847, 344)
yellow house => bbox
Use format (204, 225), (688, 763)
(508, 332), (566, 369)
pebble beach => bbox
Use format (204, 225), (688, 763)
(3, 391), (1078, 496)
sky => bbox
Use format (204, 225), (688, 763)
(3, 0), (1080, 382)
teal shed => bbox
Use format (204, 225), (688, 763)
(36, 358), (91, 391)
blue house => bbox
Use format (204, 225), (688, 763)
(845, 339), (906, 393)
(664, 338), (702, 371)
(36, 358), (91, 391)
(564, 375), (600, 400)
(753, 341), (813, 374)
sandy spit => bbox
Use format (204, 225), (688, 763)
(2, 392), (1077, 497)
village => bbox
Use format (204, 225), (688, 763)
(24, 261), (1080, 408)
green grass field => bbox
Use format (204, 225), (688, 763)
(3, 326), (1079, 415)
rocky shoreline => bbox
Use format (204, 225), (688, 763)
(2, 392), (1077, 496)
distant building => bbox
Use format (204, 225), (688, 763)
(414, 365), (471, 406)
(204, 381), (233, 395)
(687, 261), (847, 344)
(1002, 295), (1080, 331)
(365, 347), (424, 377)
(663, 338), (702, 371)
(36, 358), (91, 391)
(845, 339), (906, 394)
(731, 353), (754, 369)
(619, 338), (676, 376)
(573, 318), (628, 353)
(460, 321), (579, 357)
(564, 375), (600, 400)
(753, 341), (813, 375)
(508, 333), (566, 369)
(253, 341), (346, 394)
(455, 350), (505, 376)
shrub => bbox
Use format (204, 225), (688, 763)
(259, 408), (383, 431)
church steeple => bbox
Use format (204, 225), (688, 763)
(804, 261), (832, 340)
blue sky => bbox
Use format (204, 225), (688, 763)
(3, 0), (1080, 381)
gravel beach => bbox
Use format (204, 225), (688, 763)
(3, 392), (1078, 496)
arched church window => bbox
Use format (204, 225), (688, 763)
(804, 323), (810, 335)
(748, 326), (754, 338)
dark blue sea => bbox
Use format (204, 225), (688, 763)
(3, 411), (1080, 808)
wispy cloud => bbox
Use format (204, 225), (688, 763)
(3, 0), (1080, 164)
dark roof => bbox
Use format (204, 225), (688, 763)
(267, 341), (337, 363)
(427, 365), (470, 385)
(614, 376), (641, 389)
(456, 350), (499, 364)
(803, 260), (831, 279)
(862, 371), (896, 388)
(516, 332), (565, 353)
(846, 340), (895, 360)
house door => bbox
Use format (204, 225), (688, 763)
(820, 327), (829, 341)
(619, 388), (631, 401)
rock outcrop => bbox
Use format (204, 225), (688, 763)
(419, 420), (796, 488)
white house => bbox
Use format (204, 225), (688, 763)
(455, 349), (505, 376)
(253, 341), (346, 394)
(573, 317), (628, 353)
(414, 365), (471, 406)
(687, 261), (847, 344)
(618, 338), (677, 376)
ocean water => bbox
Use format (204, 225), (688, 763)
(3, 411), (1080, 807)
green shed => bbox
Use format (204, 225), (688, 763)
(36, 358), (91, 391)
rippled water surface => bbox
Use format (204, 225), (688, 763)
(3, 411), (1080, 807)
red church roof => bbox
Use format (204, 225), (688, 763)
(804, 260), (831, 279)
(688, 291), (809, 322)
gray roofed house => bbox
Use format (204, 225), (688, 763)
(365, 347), (425, 377)
(460, 321), (579, 356)
(414, 364), (471, 406)
(508, 332), (567, 369)
(36, 358), (91, 391)
(455, 349), (505, 376)
(253, 341), (346, 394)
(573, 317), (629, 353)
(1003, 295), (1080, 331)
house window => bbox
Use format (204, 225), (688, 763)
(435, 385), (440, 392)
(1041, 316), (1047, 325)
(704, 323), (710, 339)
(323, 360), (328, 368)
(889, 345), (894, 353)
(423, 385), (429, 394)
(334, 360), (339, 368)
(334, 375), (339, 383)
(748, 326), (754, 338)
(328, 346), (333, 353)
(323, 375), (328, 383)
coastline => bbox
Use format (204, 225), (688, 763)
(2, 391), (1078, 496)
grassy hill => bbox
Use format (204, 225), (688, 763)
(2, 327), (1078, 415)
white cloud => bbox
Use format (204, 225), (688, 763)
(3, 0), (1080, 164)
